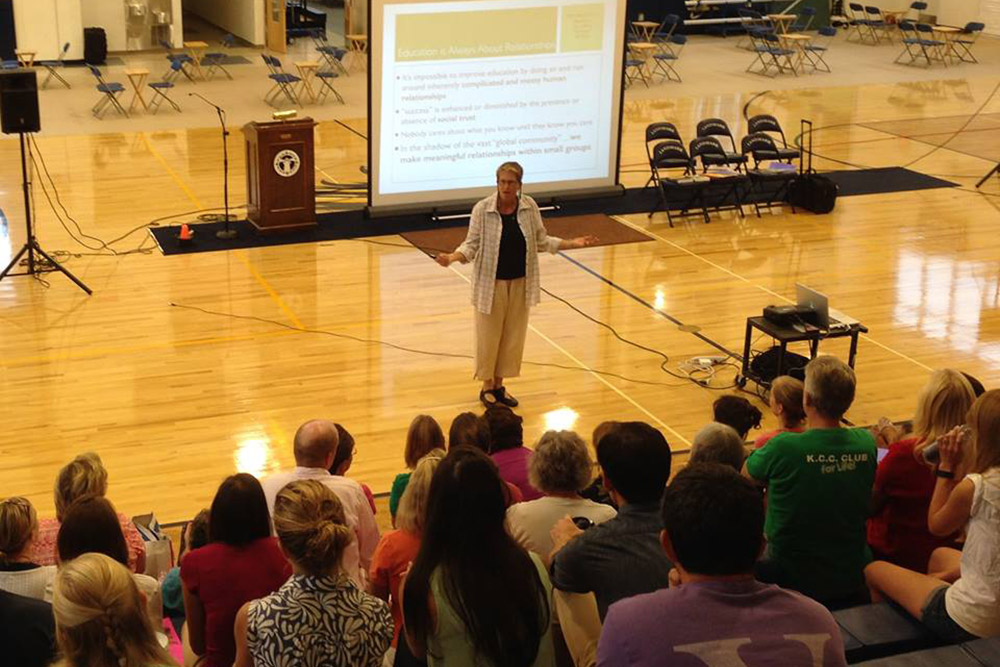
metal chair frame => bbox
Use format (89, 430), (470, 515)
(747, 114), (800, 162)
(262, 54), (301, 106)
(651, 34), (686, 82)
(39, 42), (71, 89)
(87, 66), (128, 119)
(695, 118), (748, 171)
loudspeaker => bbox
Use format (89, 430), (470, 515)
(0, 70), (40, 134)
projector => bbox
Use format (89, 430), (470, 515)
(763, 305), (815, 327)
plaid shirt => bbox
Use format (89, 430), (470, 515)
(456, 193), (562, 314)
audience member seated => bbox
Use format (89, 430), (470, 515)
(868, 369), (975, 572)
(0, 588), (56, 667)
(330, 422), (377, 515)
(55, 496), (161, 624)
(550, 421), (673, 620)
(507, 430), (616, 558)
(403, 446), (554, 666)
(714, 394), (763, 441)
(0, 497), (56, 600)
(262, 419), (379, 587)
(745, 355), (877, 608)
(578, 421), (619, 508)
(689, 422), (747, 471)
(181, 474), (292, 667)
(755, 375), (806, 449)
(161, 508), (210, 625)
(486, 405), (543, 501)
(50, 553), (174, 667)
(451, 411), (523, 505)
(234, 480), (393, 667)
(390, 415), (446, 522)
(598, 464), (848, 666)
(866, 390), (1000, 643)
(448, 411), (492, 452)
(371, 450), (442, 664)
(32, 452), (146, 572)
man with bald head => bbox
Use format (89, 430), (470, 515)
(261, 419), (379, 587)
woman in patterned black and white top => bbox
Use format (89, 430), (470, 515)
(233, 479), (393, 667)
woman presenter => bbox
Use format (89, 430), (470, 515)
(436, 161), (597, 407)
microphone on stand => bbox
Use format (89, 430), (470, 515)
(188, 93), (237, 240)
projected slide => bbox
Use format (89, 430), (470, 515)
(370, 0), (626, 211)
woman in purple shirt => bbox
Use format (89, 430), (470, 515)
(485, 405), (542, 501)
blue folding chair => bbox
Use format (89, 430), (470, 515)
(954, 22), (985, 63)
(315, 70), (344, 104)
(804, 26), (837, 72)
(915, 22), (948, 65)
(87, 65), (128, 118)
(261, 55), (300, 106)
(202, 34), (236, 80)
(847, 2), (877, 43)
(38, 42), (71, 89)
(311, 29), (349, 76)
(159, 40), (195, 81)
(148, 80), (181, 114)
(789, 7), (817, 32)
(651, 34), (686, 82)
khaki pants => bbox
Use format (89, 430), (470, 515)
(475, 278), (529, 381)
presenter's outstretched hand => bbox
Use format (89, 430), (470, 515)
(436, 253), (455, 267)
(568, 235), (599, 249)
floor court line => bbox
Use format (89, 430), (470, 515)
(611, 215), (934, 372)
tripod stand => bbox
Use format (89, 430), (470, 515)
(189, 92), (237, 239)
(976, 163), (999, 189)
(0, 133), (91, 294)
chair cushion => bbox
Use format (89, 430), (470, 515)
(834, 603), (938, 663)
(149, 81), (174, 89)
(776, 147), (800, 159)
(653, 53), (678, 61)
(270, 73), (301, 83)
(316, 71), (338, 79)
(97, 83), (125, 92)
(962, 637), (1000, 665)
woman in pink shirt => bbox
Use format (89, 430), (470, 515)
(486, 405), (542, 501)
(753, 376), (806, 449)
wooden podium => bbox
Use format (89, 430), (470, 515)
(243, 118), (317, 232)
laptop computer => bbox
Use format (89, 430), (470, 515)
(795, 283), (830, 329)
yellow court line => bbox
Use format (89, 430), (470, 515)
(612, 215), (933, 372)
(446, 265), (690, 447)
(140, 132), (305, 330)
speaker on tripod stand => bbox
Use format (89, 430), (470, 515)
(0, 70), (91, 294)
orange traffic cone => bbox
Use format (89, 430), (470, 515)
(178, 223), (193, 242)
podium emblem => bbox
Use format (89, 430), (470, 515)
(273, 149), (301, 177)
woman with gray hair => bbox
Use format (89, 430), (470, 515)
(689, 422), (747, 472)
(436, 161), (597, 407)
(506, 430), (616, 558)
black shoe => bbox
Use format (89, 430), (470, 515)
(493, 386), (519, 407)
(479, 389), (498, 407)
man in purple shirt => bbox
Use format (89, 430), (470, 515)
(597, 464), (847, 667)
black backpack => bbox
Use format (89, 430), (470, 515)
(788, 119), (838, 214)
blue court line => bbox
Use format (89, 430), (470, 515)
(556, 251), (742, 361)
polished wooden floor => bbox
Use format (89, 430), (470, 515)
(2, 75), (999, 525)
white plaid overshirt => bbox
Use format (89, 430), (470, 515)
(456, 193), (562, 314)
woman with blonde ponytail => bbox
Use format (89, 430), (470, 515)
(233, 479), (392, 667)
(51, 552), (174, 667)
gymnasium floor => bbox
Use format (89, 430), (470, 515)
(1, 30), (998, 524)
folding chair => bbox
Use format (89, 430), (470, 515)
(652, 14), (682, 55)
(648, 141), (707, 226)
(261, 55), (301, 106)
(315, 70), (344, 104)
(148, 80), (181, 114)
(696, 118), (748, 171)
(159, 40), (195, 80)
(953, 22), (985, 63)
(804, 26), (837, 72)
(651, 35), (686, 82)
(688, 137), (747, 219)
(311, 29), (349, 76)
(161, 59), (188, 84)
(789, 7), (817, 32)
(737, 9), (773, 49)
(915, 23), (948, 66)
(202, 34), (235, 80)
(644, 122), (685, 188)
(745, 29), (776, 74)
(865, 6), (893, 43)
(747, 114), (800, 162)
(748, 33), (798, 77)
(846, 3), (876, 43)
(895, 21), (928, 65)
(741, 133), (795, 216)
(87, 65), (128, 118)
(38, 42), (71, 89)
(624, 47), (649, 88)
(905, 1), (927, 22)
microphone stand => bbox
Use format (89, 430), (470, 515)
(189, 92), (237, 239)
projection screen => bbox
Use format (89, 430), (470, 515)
(368, 0), (627, 214)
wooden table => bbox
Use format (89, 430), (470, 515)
(15, 50), (35, 67)
(629, 42), (657, 85)
(767, 14), (797, 33)
(294, 61), (319, 103)
(632, 20), (660, 41)
(183, 41), (208, 80)
(124, 68), (150, 113)
(932, 25), (962, 62)
(777, 33), (812, 72)
(345, 34), (367, 73)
